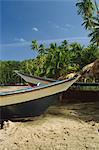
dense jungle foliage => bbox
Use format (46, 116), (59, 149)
(0, 41), (99, 85)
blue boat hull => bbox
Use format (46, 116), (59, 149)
(0, 94), (59, 122)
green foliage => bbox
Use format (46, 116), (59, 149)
(32, 40), (98, 79)
(0, 60), (21, 85)
(1, 40), (98, 85)
(76, 0), (99, 46)
(20, 59), (34, 75)
(0, 59), (34, 85)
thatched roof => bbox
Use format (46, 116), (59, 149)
(60, 59), (99, 80)
(81, 59), (99, 79)
(91, 59), (99, 72)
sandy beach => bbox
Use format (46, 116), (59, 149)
(0, 101), (99, 150)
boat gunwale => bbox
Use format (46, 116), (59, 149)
(15, 71), (56, 82)
(0, 75), (80, 97)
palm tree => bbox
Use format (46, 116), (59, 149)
(88, 3), (99, 46)
(49, 42), (57, 50)
(76, 0), (99, 46)
(76, 0), (94, 16)
(69, 42), (83, 67)
(70, 42), (83, 52)
(38, 44), (45, 55)
(89, 23), (99, 46)
(32, 40), (38, 50)
(61, 40), (68, 49)
(76, 0), (95, 29)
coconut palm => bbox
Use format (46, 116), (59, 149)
(69, 42), (83, 67)
(76, 0), (94, 17)
(32, 40), (38, 50)
(88, 16), (99, 46)
(76, 0), (95, 29)
(40, 42), (64, 79)
(76, 0), (99, 46)
(89, 28), (99, 46)
(61, 40), (68, 49)
(89, 1), (99, 46)
(38, 44), (45, 55)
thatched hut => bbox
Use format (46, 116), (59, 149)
(90, 59), (99, 80)
(60, 59), (99, 82)
(81, 59), (99, 82)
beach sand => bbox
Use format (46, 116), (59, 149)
(0, 101), (99, 150)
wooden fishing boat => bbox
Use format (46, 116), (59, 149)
(0, 74), (80, 122)
(15, 70), (56, 86)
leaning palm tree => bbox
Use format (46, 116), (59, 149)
(88, 5), (99, 46)
(76, 0), (99, 46)
(89, 25), (99, 46)
(76, 0), (95, 29)
(76, 0), (94, 16)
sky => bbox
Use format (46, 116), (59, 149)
(0, 0), (90, 60)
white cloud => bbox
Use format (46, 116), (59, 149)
(35, 37), (89, 45)
(55, 24), (74, 31)
(48, 21), (73, 31)
(19, 38), (26, 42)
(32, 27), (39, 32)
(65, 24), (74, 28)
(1, 37), (89, 48)
(1, 41), (31, 47)
(14, 38), (26, 42)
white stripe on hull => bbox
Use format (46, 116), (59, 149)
(0, 75), (80, 106)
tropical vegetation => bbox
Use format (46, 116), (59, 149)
(0, 0), (99, 85)
(76, 0), (99, 46)
(0, 40), (98, 85)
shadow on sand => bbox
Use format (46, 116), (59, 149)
(1, 100), (99, 129)
(46, 100), (99, 123)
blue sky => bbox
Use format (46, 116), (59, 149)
(1, 0), (90, 60)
